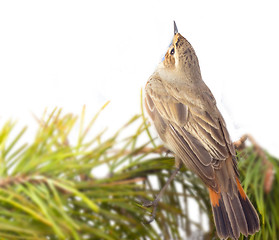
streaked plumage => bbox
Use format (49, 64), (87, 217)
(145, 23), (260, 239)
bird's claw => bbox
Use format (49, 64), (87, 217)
(142, 199), (154, 208)
(142, 199), (159, 223)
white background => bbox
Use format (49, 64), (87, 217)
(0, 1), (279, 157)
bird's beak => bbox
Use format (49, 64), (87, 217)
(174, 21), (178, 35)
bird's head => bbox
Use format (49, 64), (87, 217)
(161, 21), (201, 79)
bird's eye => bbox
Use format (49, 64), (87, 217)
(170, 48), (175, 55)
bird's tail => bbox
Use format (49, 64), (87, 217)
(209, 178), (260, 240)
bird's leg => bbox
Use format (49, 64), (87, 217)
(143, 159), (182, 223)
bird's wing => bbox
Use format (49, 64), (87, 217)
(145, 75), (224, 190)
(162, 79), (236, 162)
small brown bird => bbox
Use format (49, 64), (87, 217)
(144, 22), (260, 239)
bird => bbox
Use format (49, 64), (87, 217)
(144, 21), (260, 240)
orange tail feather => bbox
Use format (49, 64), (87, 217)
(208, 179), (260, 239)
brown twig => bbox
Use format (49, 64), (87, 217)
(234, 134), (274, 193)
(0, 175), (29, 188)
(107, 146), (171, 156)
(0, 174), (71, 194)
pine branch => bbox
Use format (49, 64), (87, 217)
(0, 105), (278, 240)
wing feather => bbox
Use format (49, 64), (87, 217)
(145, 74), (234, 189)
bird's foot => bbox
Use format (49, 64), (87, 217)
(142, 199), (159, 223)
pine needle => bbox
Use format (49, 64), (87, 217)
(0, 104), (278, 239)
